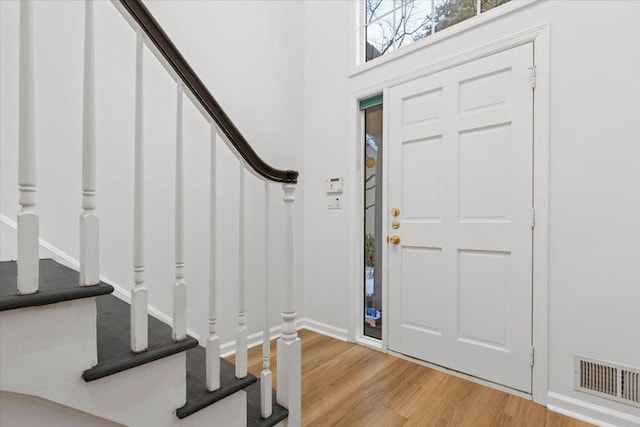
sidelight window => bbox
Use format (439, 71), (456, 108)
(361, 95), (383, 340)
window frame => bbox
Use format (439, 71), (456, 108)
(352, 0), (534, 75)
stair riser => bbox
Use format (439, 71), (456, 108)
(0, 391), (124, 427)
(81, 353), (186, 426)
(179, 390), (247, 427)
(0, 298), (98, 398)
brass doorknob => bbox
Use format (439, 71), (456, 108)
(389, 235), (400, 245)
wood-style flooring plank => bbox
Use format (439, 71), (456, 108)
(236, 329), (593, 427)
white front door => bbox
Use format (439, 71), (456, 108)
(387, 43), (534, 392)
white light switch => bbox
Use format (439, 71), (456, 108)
(327, 196), (342, 209)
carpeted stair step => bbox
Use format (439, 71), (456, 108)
(0, 259), (113, 312)
(83, 293), (198, 381)
(176, 345), (256, 418)
(245, 379), (289, 427)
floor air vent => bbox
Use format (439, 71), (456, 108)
(622, 369), (640, 404)
(574, 356), (640, 408)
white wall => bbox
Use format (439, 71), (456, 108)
(302, 0), (640, 424)
(0, 0), (305, 349)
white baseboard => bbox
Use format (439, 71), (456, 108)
(107, 282), (201, 343)
(547, 392), (640, 427)
(217, 318), (348, 357)
(300, 318), (348, 342)
(0, 214), (201, 342)
(219, 319), (306, 358)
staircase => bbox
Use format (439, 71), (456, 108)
(0, 1), (300, 426)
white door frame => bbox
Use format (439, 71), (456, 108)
(349, 23), (551, 405)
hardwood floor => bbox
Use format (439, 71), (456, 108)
(230, 329), (593, 427)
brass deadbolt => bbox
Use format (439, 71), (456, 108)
(391, 221), (400, 229)
(391, 207), (400, 217)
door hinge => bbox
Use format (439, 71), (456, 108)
(530, 208), (536, 228)
(530, 346), (535, 367)
(529, 66), (537, 88)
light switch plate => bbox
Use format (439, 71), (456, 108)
(327, 196), (342, 209)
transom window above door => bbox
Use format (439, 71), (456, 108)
(362, 0), (511, 63)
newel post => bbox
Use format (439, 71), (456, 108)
(277, 183), (301, 426)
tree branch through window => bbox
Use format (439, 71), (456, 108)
(365, 0), (510, 62)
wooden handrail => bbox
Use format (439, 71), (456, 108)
(118, 0), (298, 184)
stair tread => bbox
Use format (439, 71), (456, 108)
(83, 293), (198, 382)
(176, 346), (257, 418)
(246, 380), (289, 427)
(0, 259), (114, 312)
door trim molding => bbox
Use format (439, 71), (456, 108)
(349, 23), (551, 405)
(530, 23), (551, 407)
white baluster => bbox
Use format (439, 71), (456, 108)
(206, 126), (220, 392)
(17, 0), (39, 295)
(235, 163), (248, 379)
(131, 30), (148, 353)
(261, 182), (272, 418)
(172, 82), (187, 341)
(277, 183), (301, 426)
(80, 0), (99, 287)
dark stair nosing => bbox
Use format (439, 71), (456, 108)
(246, 380), (289, 427)
(0, 259), (114, 312)
(83, 336), (198, 382)
(176, 350), (257, 419)
(83, 293), (199, 382)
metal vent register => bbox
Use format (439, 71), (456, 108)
(574, 356), (640, 407)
